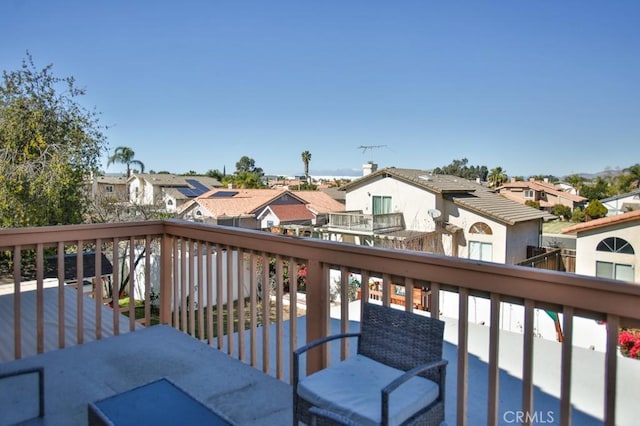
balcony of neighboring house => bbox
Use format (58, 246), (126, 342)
(325, 211), (404, 234)
(0, 220), (639, 425)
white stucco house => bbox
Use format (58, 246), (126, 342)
(127, 174), (222, 212)
(600, 188), (640, 216)
(562, 209), (640, 283)
(334, 168), (554, 264)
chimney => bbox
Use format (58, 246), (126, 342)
(543, 177), (549, 183)
(363, 162), (378, 176)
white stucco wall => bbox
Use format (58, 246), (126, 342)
(129, 178), (142, 204)
(445, 204), (508, 263)
(259, 209), (280, 229)
(603, 193), (640, 216)
(345, 176), (441, 233)
(574, 222), (640, 283)
(506, 221), (542, 264)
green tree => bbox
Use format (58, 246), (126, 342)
(235, 156), (263, 175)
(571, 207), (586, 222)
(107, 146), (145, 178)
(580, 177), (611, 201)
(551, 204), (572, 220)
(525, 200), (541, 209)
(488, 167), (508, 188)
(301, 150), (312, 182)
(584, 200), (608, 220)
(619, 163), (640, 192)
(0, 54), (106, 227)
(432, 158), (488, 181)
(565, 174), (584, 194)
(205, 169), (224, 181)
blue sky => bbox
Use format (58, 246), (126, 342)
(2, 1), (639, 178)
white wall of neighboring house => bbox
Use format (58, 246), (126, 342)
(602, 192), (640, 216)
(345, 177), (440, 232)
(574, 222), (640, 283)
(128, 178), (143, 204)
(437, 290), (608, 352)
(128, 249), (251, 306)
(258, 208), (280, 229)
(505, 221), (542, 264)
(163, 193), (178, 213)
(445, 205), (508, 263)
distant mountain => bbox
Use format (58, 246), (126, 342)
(565, 169), (626, 180)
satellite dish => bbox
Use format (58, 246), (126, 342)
(428, 209), (442, 219)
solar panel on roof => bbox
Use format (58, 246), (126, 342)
(177, 187), (199, 197)
(209, 191), (238, 198)
(185, 179), (210, 193)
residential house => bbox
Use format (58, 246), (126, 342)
(333, 168), (554, 264)
(496, 178), (586, 212)
(90, 175), (129, 202)
(562, 209), (640, 283)
(601, 188), (640, 216)
(127, 174), (222, 212)
(179, 188), (345, 230)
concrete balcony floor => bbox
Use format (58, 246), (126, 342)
(1, 302), (638, 425)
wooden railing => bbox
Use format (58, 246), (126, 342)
(2, 219), (640, 426)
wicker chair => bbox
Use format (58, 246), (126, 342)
(293, 303), (447, 426)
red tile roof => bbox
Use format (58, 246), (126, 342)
(561, 210), (640, 234)
(267, 204), (315, 221)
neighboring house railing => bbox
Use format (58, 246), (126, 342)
(327, 212), (403, 233)
(1, 220), (639, 425)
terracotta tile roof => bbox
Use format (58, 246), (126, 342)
(497, 180), (586, 203)
(499, 191), (554, 208)
(267, 204), (315, 221)
(292, 191), (345, 213)
(561, 210), (640, 234)
(191, 189), (287, 217)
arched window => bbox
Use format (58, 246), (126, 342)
(469, 222), (492, 235)
(596, 237), (634, 254)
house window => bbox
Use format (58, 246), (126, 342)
(469, 241), (492, 261)
(167, 199), (173, 206)
(596, 237), (634, 254)
(105, 185), (114, 193)
(372, 196), (392, 215)
(469, 222), (492, 235)
(596, 261), (634, 282)
(524, 189), (534, 199)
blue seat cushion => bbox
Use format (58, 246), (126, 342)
(298, 354), (439, 426)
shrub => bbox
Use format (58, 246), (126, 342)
(525, 200), (541, 209)
(584, 200), (608, 220)
(571, 207), (586, 222)
(551, 204), (572, 220)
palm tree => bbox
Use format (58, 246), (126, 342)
(107, 146), (145, 178)
(488, 167), (507, 188)
(301, 150), (312, 183)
